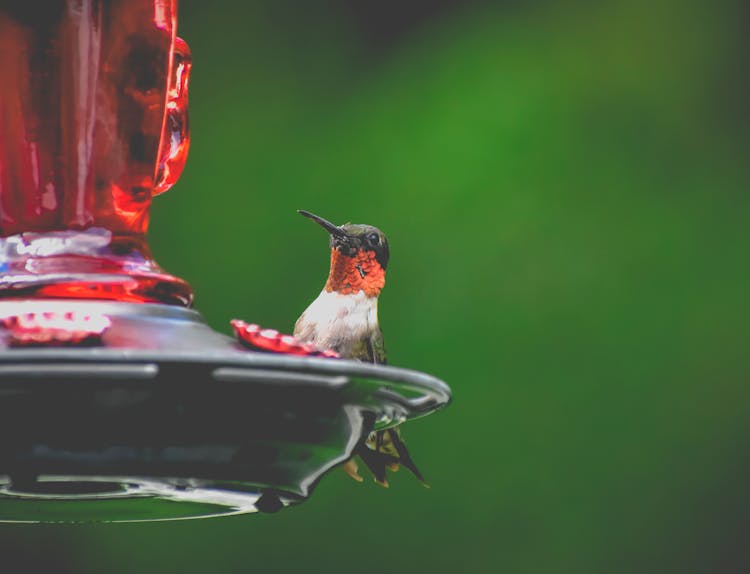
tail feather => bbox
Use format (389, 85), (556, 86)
(352, 428), (428, 487)
(388, 429), (428, 485)
(356, 446), (394, 487)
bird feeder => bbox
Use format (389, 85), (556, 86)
(0, 0), (450, 523)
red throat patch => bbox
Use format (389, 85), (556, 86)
(325, 249), (385, 297)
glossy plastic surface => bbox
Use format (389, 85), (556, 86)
(0, 0), (192, 305)
(155, 37), (191, 194)
(0, 300), (451, 522)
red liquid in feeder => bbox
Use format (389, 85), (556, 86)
(0, 0), (192, 306)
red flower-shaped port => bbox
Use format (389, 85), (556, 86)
(231, 320), (339, 358)
(2, 311), (111, 347)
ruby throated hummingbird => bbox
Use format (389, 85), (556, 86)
(294, 210), (426, 487)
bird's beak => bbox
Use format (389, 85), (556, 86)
(298, 210), (347, 238)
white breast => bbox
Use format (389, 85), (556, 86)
(294, 290), (379, 353)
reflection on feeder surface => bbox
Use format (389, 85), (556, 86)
(0, 475), (265, 523)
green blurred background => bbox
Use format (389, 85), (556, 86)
(3, 0), (750, 571)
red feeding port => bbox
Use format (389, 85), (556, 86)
(231, 320), (341, 358)
(1, 311), (111, 347)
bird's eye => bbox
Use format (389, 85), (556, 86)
(368, 233), (380, 245)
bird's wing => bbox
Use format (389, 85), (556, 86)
(367, 327), (387, 365)
(346, 327), (386, 363)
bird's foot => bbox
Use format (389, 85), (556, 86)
(342, 459), (364, 483)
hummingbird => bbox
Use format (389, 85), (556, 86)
(294, 209), (426, 487)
